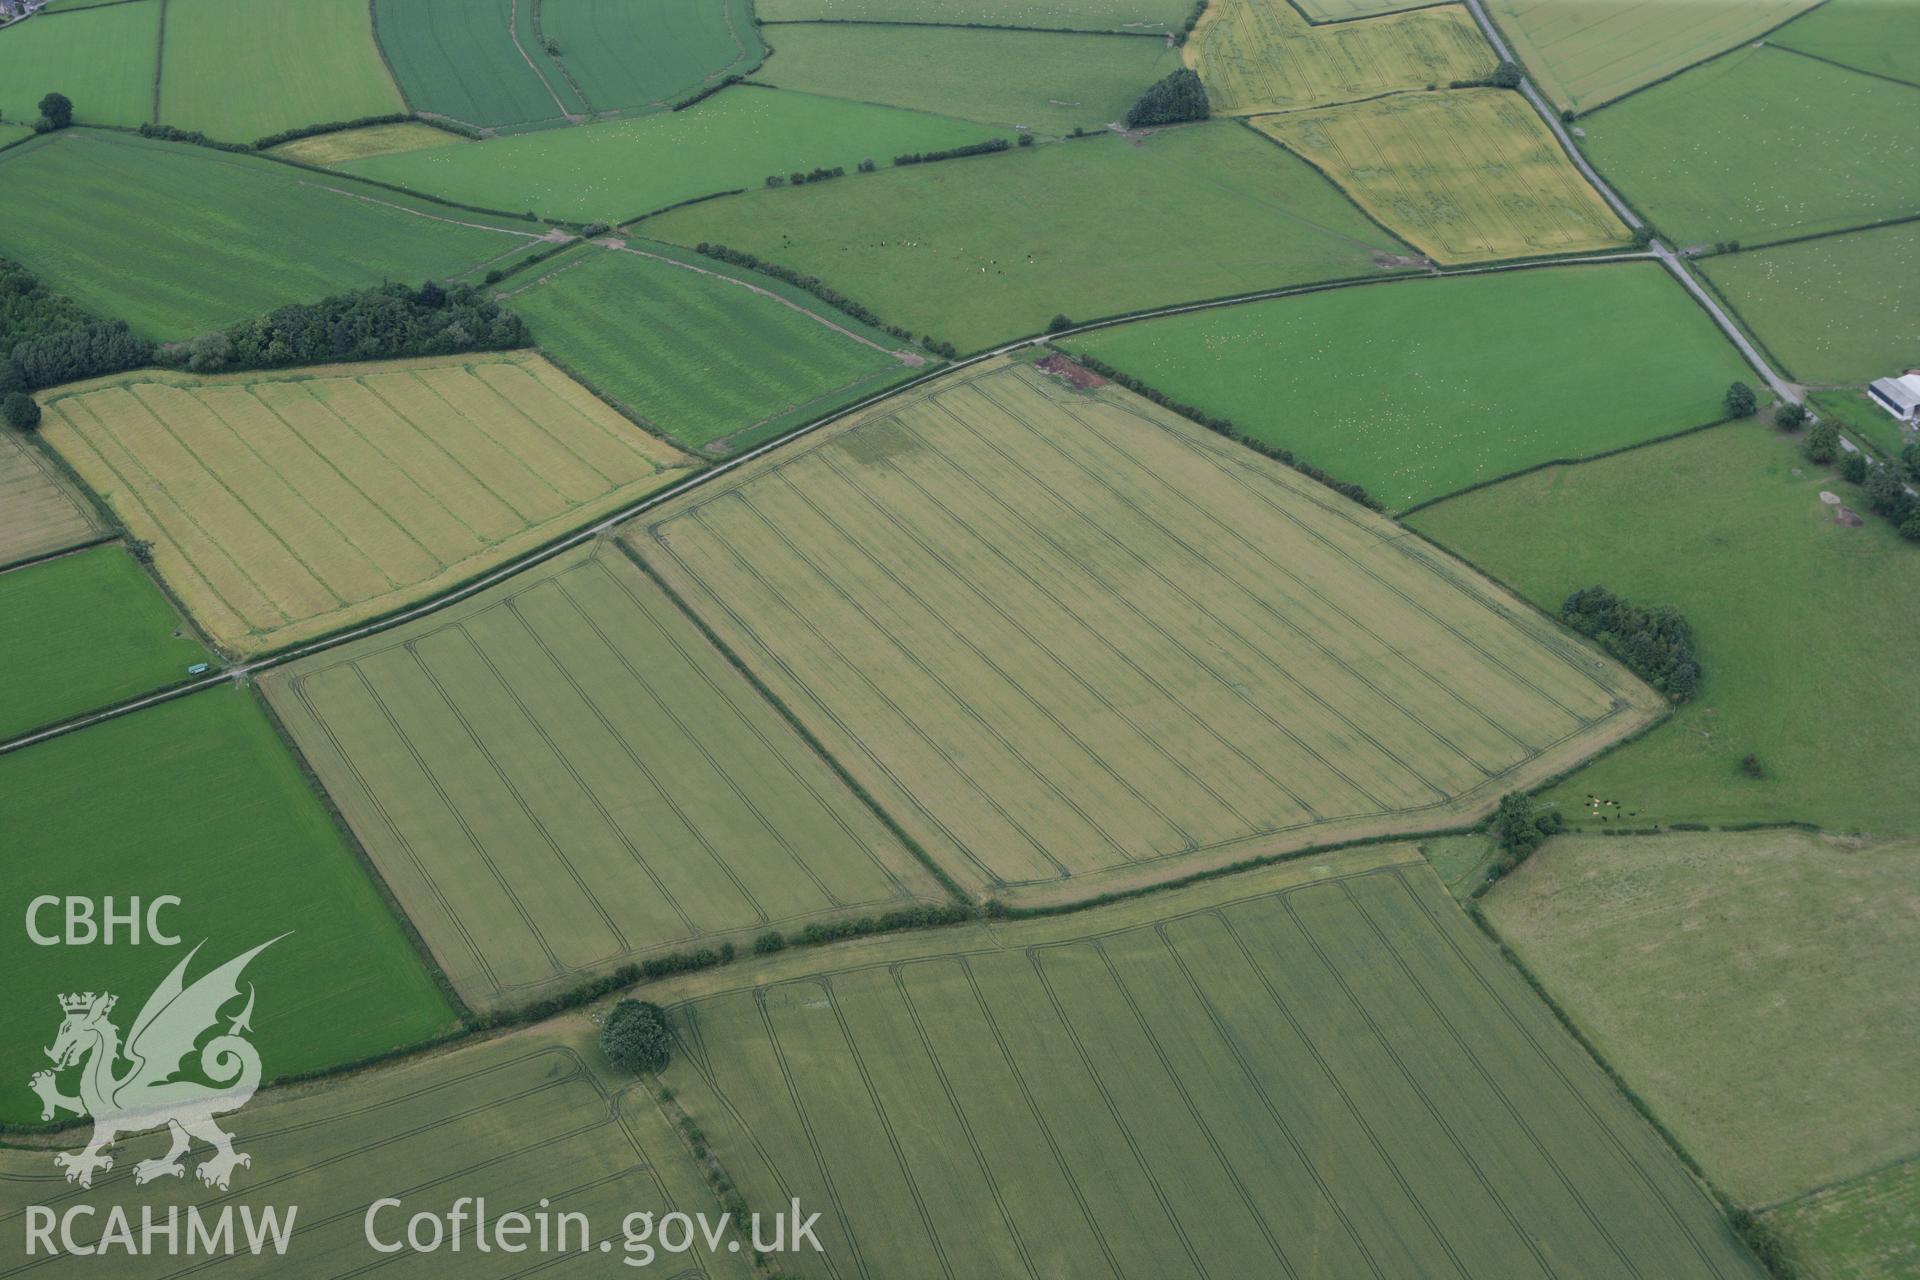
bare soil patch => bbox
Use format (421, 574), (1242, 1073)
(1035, 352), (1107, 389)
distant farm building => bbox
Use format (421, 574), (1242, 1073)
(1868, 374), (1920, 423)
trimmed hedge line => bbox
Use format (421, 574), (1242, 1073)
(692, 242), (925, 349)
(1060, 350), (1384, 509)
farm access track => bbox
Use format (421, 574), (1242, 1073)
(5, 244), (1771, 760)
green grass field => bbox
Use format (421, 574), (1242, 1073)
(41, 353), (696, 655)
(1774, 0), (1920, 87)
(1187, 0), (1492, 115)
(1583, 46), (1920, 248)
(1491, 0), (1819, 112)
(0, 1025), (750, 1274)
(1768, 1157), (1920, 1280)
(0, 687), (455, 1124)
(643, 846), (1762, 1279)
(1700, 223), (1920, 386)
(542, 0), (765, 112)
(340, 87), (1012, 223)
(512, 240), (919, 453)
(1811, 388), (1914, 462)
(755, 0), (1191, 30)
(635, 357), (1661, 907)
(0, 545), (205, 740)
(1409, 423), (1920, 835)
(758, 24), (1174, 134)
(1065, 262), (1750, 510)
(0, 0), (158, 128)
(1487, 830), (1920, 1207)
(1255, 90), (1632, 263)
(372, 0), (581, 128)
(261, 539), (948, 1010)
(646, 124), (1413, 352)
(0, 130), (547, 339)
(157, 0), (403, 141)
(0, 425), (102, 566)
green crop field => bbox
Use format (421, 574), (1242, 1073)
(1490, 0), (1819, 112)
(0, 130), (547, 340)
(512, 240), (920, 454)
(269, 120), (464, 165)
(0, 545), (205, 740)
(541, 0), (764, 113)
(0, 687), (454, 1124)
(341, 87), (1012, 223)
(755, 0), (1191, 31)
(1700, 223), (1920, 386)
(1065, 262), (1750, 510)
(0, 0), (158, 128)
(1768, 1157), (1920, 1280)
(1188, 0), (1492, 114)
(0, 425), (103, 566)
(372, 0), (581, 129)
(1410, 423), (1920, 835)
(634, 357), (1662, 908)
(262, 539), (948, 1010)
(1256, 90), (1632, 263)
(1775, 0), (1920, 86)
(1582, 46), (1920, 248)
(1487, 830), (1920, 1207)
(0, 1026), (750, 1274)
(646, 124), (1413, 352)
(158, 0), (403, 141)
(40, 353), (697, 655)
(643, 846), (1762, 1279)
(757, 23), (1174, 135)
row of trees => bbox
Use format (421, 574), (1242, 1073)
(693, 242), (924, 348)
(1753, 381), (1920, 541)
(1561, 585), (1700, 702)
(1064, 350), (1383, 508)
(157, 281), (527, 374)
(0, 256), (152, 394)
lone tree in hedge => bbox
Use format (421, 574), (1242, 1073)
(1126, 68), (1209, 129)
(1723, 381), (1756, 418)
(1491, 61), (1524, 89)
(37, 93), (73, 132)
(2, 391), (40, 432)
(601, 999), (672, 1074)
(1774, 402), (1809, 431)
(1047, 313), (1073, 333)
(1802, 420), (1839, 464)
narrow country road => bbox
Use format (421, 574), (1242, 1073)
(1458, 0), (1643, 231)
(1457, 0), (1811, 413)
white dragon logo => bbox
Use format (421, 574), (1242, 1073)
(29, 938), (280, 1191)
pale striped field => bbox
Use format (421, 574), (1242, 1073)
(262, 540), (948, 1010)
(0, 426), (102, 567)
(40, 353), (698, 654)
(634, 356), (1662, 908)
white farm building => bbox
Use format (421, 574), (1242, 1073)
(1868, 374), (1920, 423)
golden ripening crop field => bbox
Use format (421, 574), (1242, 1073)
(37, 352), (697, 655)
(1187, 0), (1494, 115)
(1256, 89), (1633, 262)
